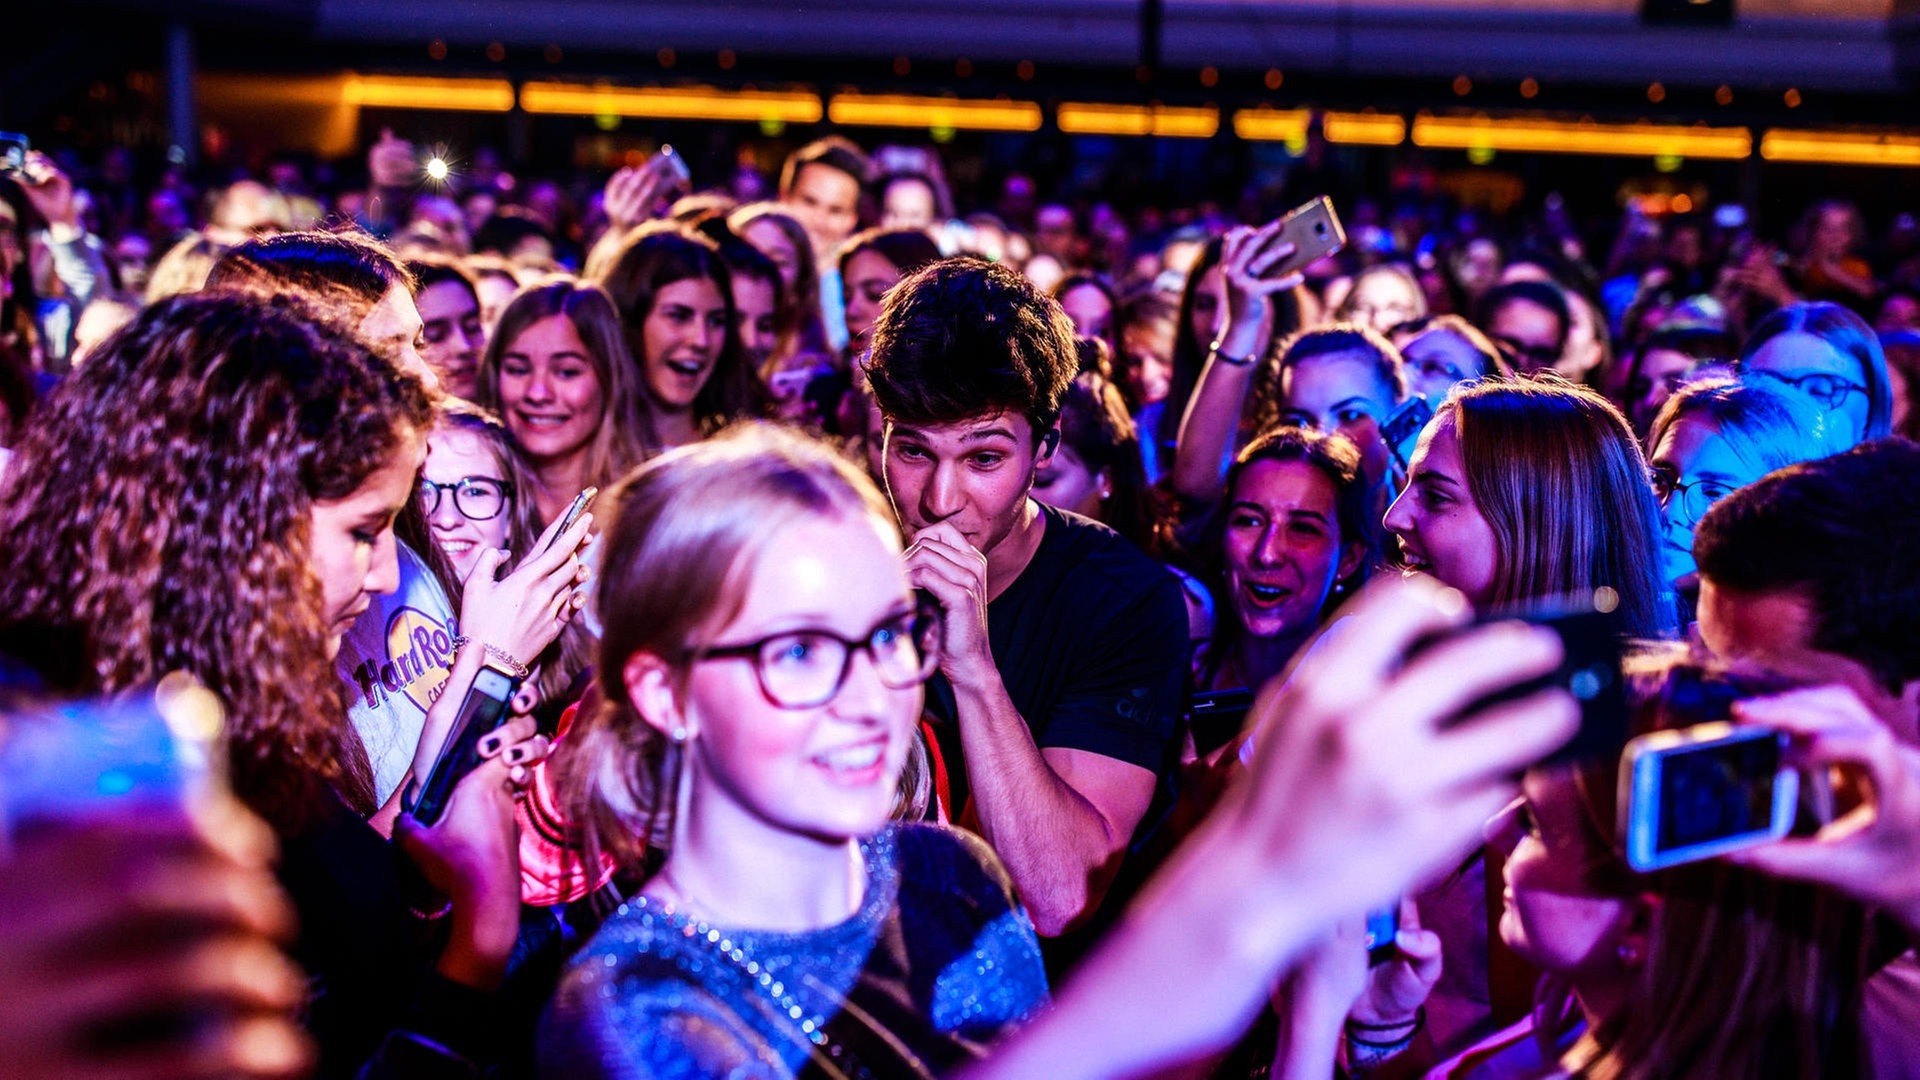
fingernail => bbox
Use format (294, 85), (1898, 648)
(478, 733), (503, 756)
(506, 744), (529, 765)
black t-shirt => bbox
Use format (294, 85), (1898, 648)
(924, 503), (1188, 816)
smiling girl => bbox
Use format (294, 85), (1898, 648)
(544, 425), (1047, 1076)
(480, 278), (652, 525)
(1384, 378), (1673, 640)
(593, 222), (771, 452)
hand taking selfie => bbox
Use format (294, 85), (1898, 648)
(1215, 221), (1304, 360)
(602, 159), (678, 233)
(0, 804), (312, 1080)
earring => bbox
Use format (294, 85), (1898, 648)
(1616, 942), (1641, 966)
(669, 725), (689, 744)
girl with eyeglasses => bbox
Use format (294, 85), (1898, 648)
(1738, 300), (1892, 449)
(1645, 378), (1838, 615)
(542, 425), (1019, 1076)
(421, 400), (595, 720)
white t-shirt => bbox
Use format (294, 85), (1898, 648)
(336, 541), (458, 804)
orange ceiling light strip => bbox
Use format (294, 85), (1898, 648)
(1232, 107), (1313, 143)
(519, 82), (823, 124)
(1760, 129), (1920, 167)
(1411, 115), (1751, 159)
(1323, 111), (1407, 146)
(1057, 102), (1219, 138)
(826, 92), (1042, 132)
(343, 75), (515, 112)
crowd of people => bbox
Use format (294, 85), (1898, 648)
(1, 119), (1919, 1080)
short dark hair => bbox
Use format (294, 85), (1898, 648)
(406, 254), (480, 301)
(1477, 279), (1570, 351)
(208, 229), (414, 305)
(864, 257), (1078, 438)
(1694, 438), (1920, 694)
(836, 227), (942, 284)
(779, 136), (871, 198)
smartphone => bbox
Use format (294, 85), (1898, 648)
(402, 667), (517, 827)
(0, 673), (222, 839)
(1189, 688), (1254, 759)
(1364, 903), (1400, 966)
(0, 132), (27, 176)
(1270, 196), (1348, 280)
(1414, 592), (1629, 770)
(654, 144), (691, 189)
(1618, 722), (1798, 872)
(553, 486), (598, 539)
(1381, 395), (1434, 473)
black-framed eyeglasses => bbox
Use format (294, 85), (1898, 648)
(418, 476), (513, 522)
(1651, 471), (1738, 529)
(696, 597), (943, 710)
(1742, 367), (1869, 412)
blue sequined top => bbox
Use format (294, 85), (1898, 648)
(537, 823), (1049, 1079)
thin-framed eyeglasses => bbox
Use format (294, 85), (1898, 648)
(1742, 367), (1869, 412)
(696, 596), (944, 710)
(1651, 472), (1737, 529)
(418, 476), (513, 522)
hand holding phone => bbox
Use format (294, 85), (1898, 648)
(403, 666), (518, 827)
(1619, 721), (1798, 872)
(454, 489), (595, 674)
(1718, 685), (1920, 926)
(1213, 197), (1348, 358)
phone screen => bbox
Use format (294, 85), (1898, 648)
(1655, 732), (1781, 856)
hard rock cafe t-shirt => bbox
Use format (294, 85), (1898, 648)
(336, 540), (458, 804)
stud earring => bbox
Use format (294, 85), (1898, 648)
(1616, 942), (1641, 966)
(669, 726), (689, 744)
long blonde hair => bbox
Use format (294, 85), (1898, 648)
(558, 424), (927, 874)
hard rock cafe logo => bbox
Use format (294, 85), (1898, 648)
(348, 607), (456, 713)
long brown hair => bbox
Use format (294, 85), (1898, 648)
(0, 291), (433, 832)
(591, 221), (772, 434)
(477, 277), (654, 504)
(1442, 377), (1674, 639)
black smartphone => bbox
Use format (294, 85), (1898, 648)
(1381, 395), (1434, 473)
(1189, 688), (1255, 759)
(1414, 591), (1629, 770)
(402, 666), (517, 827)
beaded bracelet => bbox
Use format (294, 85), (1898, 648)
(450, 635), (529, 680)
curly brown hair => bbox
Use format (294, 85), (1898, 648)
(0, 290), (433, 833)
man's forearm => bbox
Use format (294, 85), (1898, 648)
(950, 674), (1126, 936)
